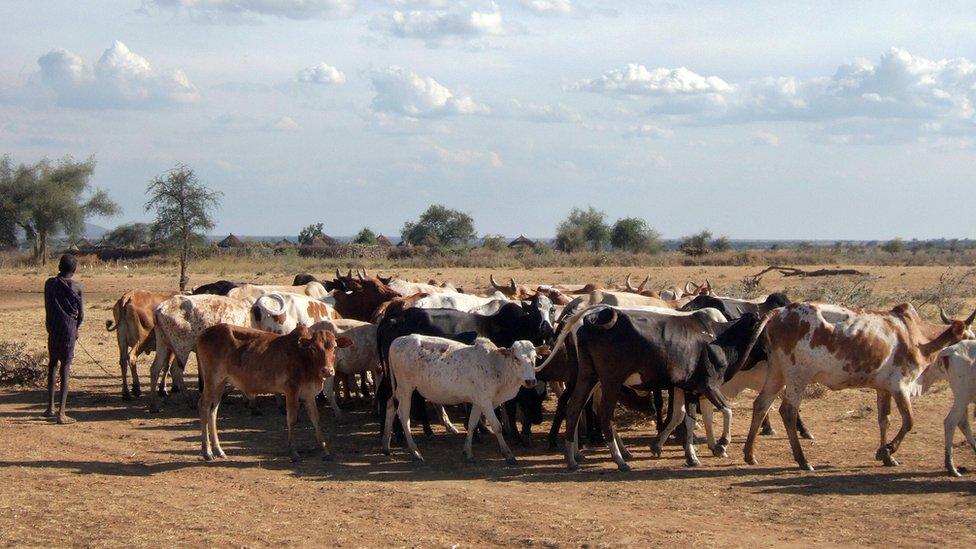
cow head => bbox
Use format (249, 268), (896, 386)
(624, 274), (655, 296)
(521, 294), (556, 343)
(253, 293), (293, 334)
(503, 340), (549, 389)
(490, 274), (537, 300)
(296, 327), (352, 379)
(332, 276), (400, 322)
(939, 307), (976, 339)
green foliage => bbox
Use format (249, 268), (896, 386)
(881, 238), (905, 255)
(480, 233), (506, 251)
(555, 206), (610, 252)
(298, 223), (325, 246)
(401, 204), (476, 247)
(679, 230), (714, 257)
(104, 222), (150, 248)
(145, 164), (221, 290)
(353, 227), (378, 245)
(0, 155), (120, 262)
(712, 236), (732, 252)
(610, 217), (662, 253)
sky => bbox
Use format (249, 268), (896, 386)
(2, 1), (976, 240)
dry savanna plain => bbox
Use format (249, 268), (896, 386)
(1, 263), (975, 547)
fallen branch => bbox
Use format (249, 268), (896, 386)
(743, 265), (869, 288)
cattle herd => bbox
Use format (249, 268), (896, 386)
(103, 269), (976, 476)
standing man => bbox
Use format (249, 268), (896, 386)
(44, 253), (83, 424)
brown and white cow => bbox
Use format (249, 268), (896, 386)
(309, 318), (381, 422)
(743, 302), (975, 471)
(148, 294), (256, 412)
(251, 292), (339, 334)
(105, 290), (176, 400)
(195, 324), (351, 461)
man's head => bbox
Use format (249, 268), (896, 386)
(58, 254), (77, 277)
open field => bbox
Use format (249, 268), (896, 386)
(2, 264), (976, 547)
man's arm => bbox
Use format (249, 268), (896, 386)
(75, 284), (84, 327)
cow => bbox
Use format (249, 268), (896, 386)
(105, 290), (176, 399)
(387, 278), (457, 296)
(382, 335), (547, 464)
(310, 318), (382, 422)
(195, 324), (351, 461)
(331, 277), (402, 322)
(411, 290), (510, 313)
(680, 292), (790, 320)
(563, 306), (764, 471)
(742, 302), (975, 471)
(228, 282), (330, 301)
(251, 292), (340, 334)
(376, 296), (556, 442)
(537, 304), (728, 453)
(560, 290), (675, 322)
(147, 294), (256, 412)
(915, 340), (976, 476)
(489, 275), (599, 301)
(192, 280), (241, 296)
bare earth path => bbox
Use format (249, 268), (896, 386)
(1, 266), (974, 547)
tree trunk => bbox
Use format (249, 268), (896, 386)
(179, 235), (189, 292)
(39, 231), (48, 266)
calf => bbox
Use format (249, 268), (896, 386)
(382, 335), (547, 464)
(744, 303), (974, 471)
(913, 341), (976, 476)
(106, 290), (175, 399)
(310, 318), (381, 422)
(195, 324), (351, 461)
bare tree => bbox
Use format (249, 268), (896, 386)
(145, 164), (222, 291)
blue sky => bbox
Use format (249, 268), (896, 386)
(2, 1), (976, 239)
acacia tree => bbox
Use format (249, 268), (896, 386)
(611, 217), (662, 253)
(353, 227), (378, 245)
(145, 164), (222, 291)
(2, 156), (120, 262)
(555, 207), (610, 252)
(104, 222), (150, 248)
(298, 223), (325, 245)
(401, 204), (476, 247)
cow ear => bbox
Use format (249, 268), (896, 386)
(498, 348), (515, 359)
(535, 345), (552, 356)
(336, 336), (353, 348)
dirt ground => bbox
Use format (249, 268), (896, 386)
(1, 265), (975, 547)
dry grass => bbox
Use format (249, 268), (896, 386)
(0, 342), (45, 387)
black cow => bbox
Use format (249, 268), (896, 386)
(377, 296), (556, 443)
(192, 280), (241, 296)
(294, 272), (349, 293)
(563, 307), (764, 471)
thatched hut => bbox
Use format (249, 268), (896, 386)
(274, 237), (295, 248)
(376, 235), (394, 248)
(217, 234), (245, 248)
(508, 235), (536, 249)
(309, 234), (338, 247)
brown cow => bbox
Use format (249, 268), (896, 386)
(331, 276), (401, 322)
(195, 324), (351, 462)
(105, 290), (176, 399)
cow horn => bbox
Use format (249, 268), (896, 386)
(684, 281), (697, 295)
(335, 268), (342, 279)
(638, 275), (650, 292)
(346, 269), (352, 278)
(256, 293), (286, 316)
(510, 277), (518, 291)
(490, 274), (506, 291)
(362, 268), (369, 277)
(704, 279), (712, 294)
(967, 308), (976, 326)
(585, 307), (618, 331)
(940, 307), (952, 324)
(625, 274), (636, 291)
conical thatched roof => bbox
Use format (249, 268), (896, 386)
(376, 235), (394, 248)
(218, 234), (245, 248)
(274, 238), (295, 248)
(508, 235), (536, 249)
(310, 234), (338, 247)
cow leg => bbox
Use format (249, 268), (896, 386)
(413, 392), (434, 438)
(651, 389), (685, 457)
(285, 393), (302, 462)
(944, 397), (968, 476)
(653, 389), (665, 432)
(463, 405), (482, 462)
(760, 414), (776, 436)
(382, 394), (396, 455)
(130, 358), (142, 398)
(597, 385), (629, 472)
(147, 346), (170, 413)
(323, 377), (346, 423)
(303, 394), (332, 460)
(435, 405), (459, 434)
(209, 398), (225, 459)
(743, 364), (785, 466)
(797, 411), (813, 440)
(683, 399), (701, 467)
(875, 390), (892, 461)
(548, 379), (572, 450)
(120, 350), (132, 400)
(779, 383), (812, 471)
(563, 375), (597, 470)
(702, 401), (716, 453)
(880, 389), (914, 466)
(397, 390), (424, 461)
(359, 372), (371, 399)
(483, 405), (517, 465)
(698, 384), (732, 458)
(198, 390), (214, 461)
(612, 427), (632, 461)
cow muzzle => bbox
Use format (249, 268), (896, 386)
(522, 379), (537, 389)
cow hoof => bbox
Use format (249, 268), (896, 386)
(800, 431), (814, 440)
(214, 449), (227, 459)
(744, 455), (759, 466)
(505, 456), (518, 466)
(410, 452), (424, 462)
(132, 386), (142, 398)
(712, 446), (728, 458)
(575, 452), (587, 462)
(798, 462), (815, 472)
(947, 466), (963, 477)
(760, 425), (776, 436)
(882, 455), (899, 467)
(122, 392), (133, 401)
(617, 462), (632, 472)
(148, 402), (161, 414)
(649, 441), (663, 458)
(202, 453), (214, 462)
(875, 448), (885, 461)
(620, 448), (634, 461)
(566, 462), (580, 471)
(157, 388), (168, 398)
(686, 458), (702, 467)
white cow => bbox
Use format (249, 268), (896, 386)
(251, 292), (339, 334)
(387, 279), (457, 296)
(228, 282), (331, 301)
(916, 341), (976, 476)
(382, 335), (549, 464)
(411, 290), (509, 313)
(310, 318), (382, 422)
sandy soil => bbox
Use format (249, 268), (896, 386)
(1, 265), (974, 547)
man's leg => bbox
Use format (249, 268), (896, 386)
(57, 347), (75, 424)
(44, 354), (59, 417)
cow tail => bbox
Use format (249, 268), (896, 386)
(735, 310), (774, 374)
(105, 319), (117, 331)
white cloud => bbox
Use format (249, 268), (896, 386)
(370, 3), (511, 44)
(624, 123), (673, 139)
(751, 131), (780, 146)
(517, 0), (615, 18)
(37, 41), (198, 109)
(433, 145), (502, 168)
(370, 65), (488, 117)
(573, 64), (733, 96)
(500, 99), (580, 123)
(149, 0), (356, 22)
(297, 63), (346, 84)
(268, 116), (300, 131)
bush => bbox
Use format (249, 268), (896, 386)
(0, 342), (45, 387)
(555, 207), (610, 252)
(611, 217), (663, 254)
